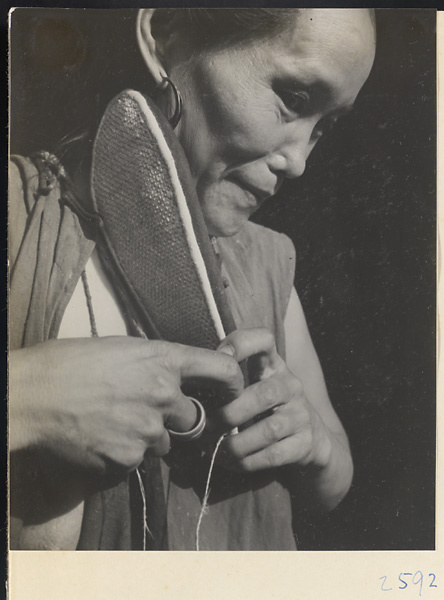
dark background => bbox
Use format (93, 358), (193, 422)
(8, 8), (436, 551)
(253, 9), (436, 550)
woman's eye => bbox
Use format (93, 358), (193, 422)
(278, 90), (309, 116)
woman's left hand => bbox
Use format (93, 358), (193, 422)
(207, 328), (333, 473)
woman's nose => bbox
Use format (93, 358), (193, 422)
(268, 126), (314, 179)
(280, 146), (308, 179)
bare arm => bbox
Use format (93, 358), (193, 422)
(283, 287), (353, 512)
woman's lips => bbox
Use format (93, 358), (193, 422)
(228, 175), (275, 204)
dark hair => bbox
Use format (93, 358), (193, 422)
(152, 8), (302, 53)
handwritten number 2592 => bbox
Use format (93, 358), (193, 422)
(379, 572), (437, 596)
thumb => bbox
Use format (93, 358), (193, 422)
(217, 328), (284, 381)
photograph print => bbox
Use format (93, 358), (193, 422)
(8, 8), (436, 552)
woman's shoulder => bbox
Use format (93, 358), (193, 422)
(217, 220), (296, 303)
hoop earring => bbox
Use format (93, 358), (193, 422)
(155, 76), (183, 129)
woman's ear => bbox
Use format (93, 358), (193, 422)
(136, 9), (168, 85)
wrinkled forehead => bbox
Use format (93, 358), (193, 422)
(278, 9), (376, 98)
(287, 9), (376, 66)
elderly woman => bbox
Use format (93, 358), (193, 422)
(9, 8), (376, 550)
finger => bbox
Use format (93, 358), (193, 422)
(217, 328), (281, 366)
(165, 391), (199, 433)
(219, 411), (292, 463)
(147, 429), (171, 457)
(208, 375), (297, 431)
(162, 343), (244, 397)
(233, 436), (308, 473)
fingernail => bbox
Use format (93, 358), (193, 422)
(217, 343), (235, 357)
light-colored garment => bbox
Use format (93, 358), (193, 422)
(9, 155), (297, 550)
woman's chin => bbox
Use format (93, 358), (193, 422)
(199, 181), (257, 238)
(204, 213), (250, 238)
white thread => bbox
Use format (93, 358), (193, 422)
(136, 467), (154, 550)
(195, 434), (226, 551)
(133, 322), (234, 550)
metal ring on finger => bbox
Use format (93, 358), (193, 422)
(167, 397), (207, 442)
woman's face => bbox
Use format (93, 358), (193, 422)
(168, 9), (376, 237)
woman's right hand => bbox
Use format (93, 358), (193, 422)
(9, 336), (243, 475)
